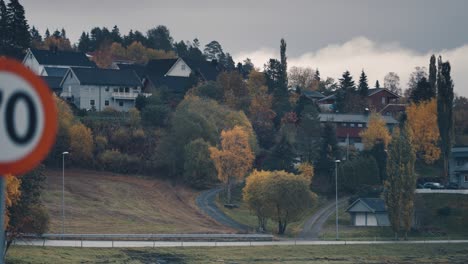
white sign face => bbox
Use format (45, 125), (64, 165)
(0, 72), (45, 162)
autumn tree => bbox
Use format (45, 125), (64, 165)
(244, 170), (315, 234)
(288, 66), (316, 90)
(359, 113), (392, 150)
(406, 99), (440, 164)
(384, 72), (401, 96)
(405, 66), (428, 99)
(217, 71), (249, 111)
(210, 126), (254, 204)
(69, 123), (94, 165)
(437, 56), (454, 180)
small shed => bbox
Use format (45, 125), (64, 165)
(346, 198), (390, 227)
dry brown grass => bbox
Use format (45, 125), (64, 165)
(42, 169), (233, 234)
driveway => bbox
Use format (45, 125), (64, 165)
(196, 187), (250, 232)
(298, 197), (348, 240)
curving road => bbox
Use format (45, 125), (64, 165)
(195, 187), (250, 232)
(298, 197), (349, 240)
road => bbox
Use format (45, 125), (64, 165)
(298, 197), (348, 240)
(14, 239), (468, 248)
(195, 187), (250, 232)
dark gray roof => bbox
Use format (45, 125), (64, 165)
(303, 90), (325, 99)
(44, 67), (68, 78)
(146, 59), (178, 79)
(183, 58), (221, 81)
(319, 113), (399, 124)
(42, 76), (63, 91)
(117, 63), (147, 81)
(153, 76), (194, 94)
(30, 49), (96, 68)
(347, 198), (387, 213)
(70, 68), (142, 87)
(317, 94), (336, 102)
(367, 88), (400, 98)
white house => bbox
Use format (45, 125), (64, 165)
(22, 48), (96, 76)
(60, 67), (148, 111)
(450, 147), (468, 188)
(346, 198), (390, 227)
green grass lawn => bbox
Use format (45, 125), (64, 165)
(215, 185), (328, 237)
(320, 193), (468, 240)
(7, 244), (468, 263)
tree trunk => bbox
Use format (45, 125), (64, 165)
(443, 154), (449, 181)
(226, 180), (232, 204)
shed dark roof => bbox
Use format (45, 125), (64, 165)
(70, 68), (142, 87)
(44, 67), (68, 78)
(319, 113), (399, 124)
(42, 76), (63, 91)
(303, 90), (325, 99)
(367, 88), (400, 98)
(30, 49), (96, 68)
(347, 198), (387, 213)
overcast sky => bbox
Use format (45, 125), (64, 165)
(21, 0), (468, 96)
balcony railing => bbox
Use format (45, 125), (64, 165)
(111, 92), (153, 100)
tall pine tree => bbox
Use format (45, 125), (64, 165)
(358, 70), (369, 97)
(437, 56), (454, 180)
(335, 71), (355, 112)
(0, 0), (7, 54)
(429, 55), (437, 97)
(375, 80), (380, 89)
(6, 0), (30, 58)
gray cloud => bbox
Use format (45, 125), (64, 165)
(234, 37), (468, 97)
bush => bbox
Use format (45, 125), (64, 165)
(141, 105), (170, 127)
(98, 149), (140, 174)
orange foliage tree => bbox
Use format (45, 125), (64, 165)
(360, 113), (392, 150)
(69, 123), (94, 165)
(406, 98), (440, 164)
(210, 126), (254, 204)
(5, 175), (21, 229)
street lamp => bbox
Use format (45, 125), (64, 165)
(335, 159), (341, 240)
(62, 151), (69, 238)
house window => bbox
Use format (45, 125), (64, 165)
(341, 123), (347, 127)
(119, 101), (124, 107)
(181, 64), (186, 70)
(382, 97), (386, 105)
(105, 100), (109, 106)
(119, 87), (124, 93)
(350, 123), (355, 128)
(90, 100), (95, 106)
(125, 87), (129, 93)
(113, 88), (118, 92)
(105, 87), (109, 92)
(465, 175), (468, 182)
(358, 123), (363, 128)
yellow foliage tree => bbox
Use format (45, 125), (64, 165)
(243, 170), (271, 231)
(406, 98), (441, 164)
(5, 175), (21, 229)
(69, 123), (94, 165)
(360, 113), (392, 150)
(210, 126), (254, 204)
(298, 162), (314, 184)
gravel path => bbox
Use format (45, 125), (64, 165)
(195, 187), (250, 232)
(298, 197), (349, 240)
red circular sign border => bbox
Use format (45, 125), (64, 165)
(0, 58), (58, 175)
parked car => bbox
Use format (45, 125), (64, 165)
(446, 182), (459, 190)
(423, 182), (444, 189)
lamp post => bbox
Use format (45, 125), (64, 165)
(62, 151), (69, 238)
(335, 159), (341, 240)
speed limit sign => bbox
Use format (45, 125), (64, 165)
(0, 58), (57, 175)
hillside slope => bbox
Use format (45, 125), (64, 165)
(42, 169), (232, 234)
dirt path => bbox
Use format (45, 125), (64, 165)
(195, 187), (250, 232)
(298, 197), (349, 240)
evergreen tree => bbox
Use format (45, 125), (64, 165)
(296, 104), (321, 163)
(52, 29), (61, 38)
(280, 38), (288, 91)
(204, 40), (225, 62)
(437, 56), (454, 180)
(358, 70), (369, 97)
(317, 123), (340, 183)
(335, 71), (355, 112)
(45, 28), (50, 38)
(0, 0), (8, 54)
(29, 26), (42, 48)
(111, 25), (122, 43)
(6, 0), (30, 57)
(78, 32), (91, 52)
(174, 40), (189, 58)
(147, 25), (173, 51)
(375, 80), (380, 88)
(429, 55), (437, 97)
(314, 69), (320, 82)
(60, 28), (66, 39)
(410, 77), (434, 103)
